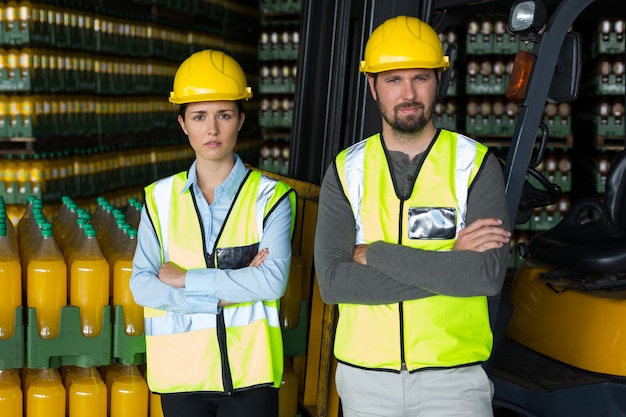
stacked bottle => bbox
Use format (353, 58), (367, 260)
(112, 228), (143, 336)
(63, 366), (107, 417)
(105, 364), (149, 417)
(0, 369), (22, 417)
(0, 197), (21, 341)
(27, 223), (66, 339)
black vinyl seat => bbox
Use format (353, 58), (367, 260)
(528, 149), (626, 274)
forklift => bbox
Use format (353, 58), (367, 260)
(289, 0), (625, 415)
(488, 0), (626, 416)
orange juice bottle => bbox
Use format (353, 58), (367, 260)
(30, 153), (48, 199)
(0, 199), (18, 252)
(113, 228), (143, 335)
(68, 367), (106, 417)
(149, 391), (164, 417)
(0, 369), (22, 417)
(0, 222), (21, 340)
(2, 154), (18, 205)
(69, 227), (109, 337)
(106, 220), (130, 297)
(26, 224), (67, 339)
(102, 362), (126, 412)
(25, 367), (65, 417)
(110, 365), (148, 417)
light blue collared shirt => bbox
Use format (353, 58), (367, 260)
(130, 155), (293, 315)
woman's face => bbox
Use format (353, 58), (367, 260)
(178, 100), (245, 163)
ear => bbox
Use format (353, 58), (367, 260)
(238, 112), (246, 132)
(367, 75), (377, 101)
(177, 115), (188, 135)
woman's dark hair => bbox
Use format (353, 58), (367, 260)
(178, 101), (245, 121)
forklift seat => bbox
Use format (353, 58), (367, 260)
(527, 149), (626, 274)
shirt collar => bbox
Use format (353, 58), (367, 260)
(181, 154), (248, 200)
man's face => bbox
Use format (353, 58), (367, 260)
(368, 68), (439, 135)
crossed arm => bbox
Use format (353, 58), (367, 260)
(314, 153), (512, 306)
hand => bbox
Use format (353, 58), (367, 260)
(218, 248), (269, 307)
(249, 247), (269, 267)
(158, 262), (187, 288)
(453, 218), (510, 252)
(353, 244), (369, 265)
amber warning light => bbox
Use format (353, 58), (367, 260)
(506, 50), (535, 102)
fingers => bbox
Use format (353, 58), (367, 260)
(249, 247), (270, 267)
(454, 218), (510, 252)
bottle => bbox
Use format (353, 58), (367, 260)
(2, 154), (18, 205)
(106, 220), (130, 297)
(102, 362), (127, 412)
(149, 391), (164, 417)
(25, 367), (65, 417)
(16, 153), (32, 201)
(113, 229), (143, 335)
(0, 369), (22, 417)
(30, 153), (48, 200)
(69, 227), (109, 337)
(26, 223), (67, 339)
(110, 365), (148, 417)
(53, 199), (78, 253)
(17, 195), (39, 248)
(0, 222), (21, 340)
(67, 367), (107, 417)
(124, 198), (142, 230)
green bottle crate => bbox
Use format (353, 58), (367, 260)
(466, 114), (494, 136)
(465, 73), (509, 95)
(466, 33), (494, 55)
(26, 305), (112, 369)
(0, 306), (25, 371)
(592, 31), (625, 56)
(112, 305), (145, 366)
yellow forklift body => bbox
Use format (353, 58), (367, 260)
(507, 262), (626, 377)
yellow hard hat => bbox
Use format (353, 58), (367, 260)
(169, 49), (253, 104)
(360, 16), (450, 74)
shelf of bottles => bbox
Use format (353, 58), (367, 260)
(257, 0), (301, 176)
(0, 0), (260, 206)
(454, 15), (570, 268)
(576, 18), (624, 198)
(0, 193), (163, 417)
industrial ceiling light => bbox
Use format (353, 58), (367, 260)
(507, 0), (547, 39)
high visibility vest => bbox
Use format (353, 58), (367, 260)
(333, 131), (493, 371)
(143, 169), (295, 393)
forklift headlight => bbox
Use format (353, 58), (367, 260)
(508, 0), (547, 36)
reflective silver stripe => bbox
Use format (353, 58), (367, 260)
(256, 175), (277, 239)
(145, 302), (280, 336)
(454, 134), (478, 234)
(224, 301), (280, 328)
(152, 176), (175, 262)
(344, 141), (367, 245)
(145, 311), (217, 336)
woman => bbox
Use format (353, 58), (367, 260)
(131, 49), (296, 417)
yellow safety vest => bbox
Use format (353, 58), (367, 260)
(143, 169), (295, 393)
(334, 131), (492, 372)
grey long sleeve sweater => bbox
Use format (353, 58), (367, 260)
(314, 138), (511, 306)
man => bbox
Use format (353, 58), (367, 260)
(314, 16), (511, 417)
(131, 49), (296, 417)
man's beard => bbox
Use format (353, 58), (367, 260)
(380, 101), (432, 135)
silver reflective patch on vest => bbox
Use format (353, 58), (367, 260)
(408, 207), (456, 239)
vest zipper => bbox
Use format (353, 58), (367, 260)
(398, 199), (407, 370)
(399, 301), (406, 369)
(217, 310), (234, 393)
